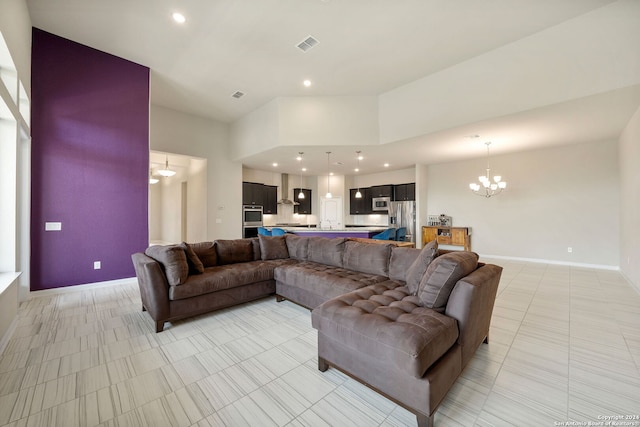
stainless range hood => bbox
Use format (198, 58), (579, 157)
(277, 173), (298, 205)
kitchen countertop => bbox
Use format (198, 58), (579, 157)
(280, 226), (387, 232)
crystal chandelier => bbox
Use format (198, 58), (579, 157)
(469, 142), (506, 198)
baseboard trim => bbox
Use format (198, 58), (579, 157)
(29, 277), (137, 299)
(479, 254), (619, 271)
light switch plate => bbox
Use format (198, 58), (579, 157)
(45, 222), (62, 231)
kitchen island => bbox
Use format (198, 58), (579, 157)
(279, 226), (387, 239)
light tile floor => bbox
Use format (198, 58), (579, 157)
(1, 259), (639, 427)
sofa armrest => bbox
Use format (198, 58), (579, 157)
(444, 263), (502, 367)
(131, 253), (170, 327)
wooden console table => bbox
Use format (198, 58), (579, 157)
(422, 226), (471, 251)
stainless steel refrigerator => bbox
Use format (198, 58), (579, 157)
(388, 201), (416, 243)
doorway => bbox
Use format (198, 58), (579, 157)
(320, 196), (343, 230)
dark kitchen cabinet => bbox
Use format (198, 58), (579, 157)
(293, 188), (312, 214)
(393, 183), (415, 201)
(370, 185), (393, 198)
(349, 189), (365, 214)
(242, 182), (263, 206)
(263, 185), (278, 214)
(350, 188), (372, 214)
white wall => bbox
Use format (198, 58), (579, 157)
(0, 0), (31, 93)
(278, 96), (379, 147)
(231, 96), (379, 160)
(230, 99), (280, 160)
(379, 1), (640, 144)
(619, 105), (640, 290)
(150, 105), (241, 239)
(426, 140), (620, 267)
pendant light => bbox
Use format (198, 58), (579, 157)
(325, 151), (332, 199)
(354, 151), (362, 198)
(157, 155), (176, 177)
(297, 152), (305, 199)
(149, 170), (159, 185)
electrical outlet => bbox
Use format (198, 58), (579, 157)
(567, 247), (572, 253)
(94, 261), (101, 270)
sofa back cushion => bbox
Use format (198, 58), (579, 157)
(145, 245), (189, 286)
(215, 239), (254, 265)
(181, 242), (204, 274)
(418, 251), (479, 312)
(389, 247), (421, 282)
(285, 234), (309, 260)
(307, 237), (346, 268)
(258, 235), (290, 260)
(343, 241), (392, 276)
(405, 240), (439, 295)
(189, 241), (217, 268)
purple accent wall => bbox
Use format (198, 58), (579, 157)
(31, 28), (150, 291)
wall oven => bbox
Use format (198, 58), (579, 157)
(243, 205), (263, 238)
(372, 197), (391, 212)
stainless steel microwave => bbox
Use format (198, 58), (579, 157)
(372, 197), (391, 212)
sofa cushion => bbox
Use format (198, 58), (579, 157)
(343, 241), (392, 276)
(169, 260), (286, 300)
(215, 239), (254, 265)
(389, 247), (421, 283)
(181, 242), (204, 274)
(274, 261), (388, 306)
(418, 251), (479, 312)
(307, 237), (346, 268)
(258, 234), (290, 260)
(250, 237), (261, 260)
(189, 241), (217, 268)
(311, 283), (459, 378)
(285, 234), (309, 260)
(145, 245), (189, 286)
(405, 240), (438, 295)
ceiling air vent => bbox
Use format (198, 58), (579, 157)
(296, 35), (319, 53)
(231, 91), (245, 99)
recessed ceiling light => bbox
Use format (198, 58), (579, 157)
(302, 167), (307, 172)
(272, 162), (278, 167)
(172, 12), (186, 23)
(384, 163), (390, 167)
(303, 80), (312, 87)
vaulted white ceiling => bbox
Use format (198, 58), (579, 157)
(27, 0), (640, 175)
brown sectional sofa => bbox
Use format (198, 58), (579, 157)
(131, 234), (502, 427)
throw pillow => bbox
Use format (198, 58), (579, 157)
(405, 240), (438, 295)
(215, 239), (254, 265)
(145, 245), (189, 286)
(188, 241), (217, 268)
(388, 247), (421, 283)
(285, 234), (309, 260)
(307, 237), (346, 268)
(258, 234), (290, 260)
(418, 251), (479, 312)
(343, 241), (392, 276)
(181, 242), (204, 274)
